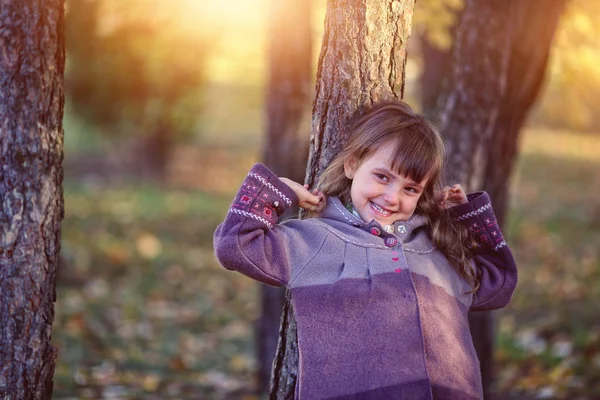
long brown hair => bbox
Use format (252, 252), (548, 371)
(316, 101), (479, 291)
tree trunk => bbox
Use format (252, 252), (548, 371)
(418, 31), (452, 119)
(481, 0), (566, 226)
(418, 7), (462, 120)
(269, 1), (416, 397)
(435, 0), (566, 397)
(257, 0), (313, 393)
(0, 0), (65, 399)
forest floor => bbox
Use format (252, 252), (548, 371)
(52, 128), (600, 399)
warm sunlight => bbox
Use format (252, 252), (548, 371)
(183, 0), (268, 29)
(181, 0), (270, 84)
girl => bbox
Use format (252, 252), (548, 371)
(214, 101), (517, 399)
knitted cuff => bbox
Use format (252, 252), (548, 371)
(450, 191), (506, 251)
(229, 163), (299, 228)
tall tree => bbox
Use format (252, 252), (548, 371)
(269, 0), (416, 397)
(433, 0), (567, 396)
(0, 0), (66, 398)
(257, 0), (312, 393)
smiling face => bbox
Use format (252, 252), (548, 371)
(344, 144), (429, 226)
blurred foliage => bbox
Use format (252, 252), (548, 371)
(55, 183), (260, 399)
(65, 0), (209, 142)
(533, 0), (600, 132)
(495, 129), (600, 398)
(412, 0), (463, 51)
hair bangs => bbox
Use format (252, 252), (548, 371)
(388, 129), (440, 183)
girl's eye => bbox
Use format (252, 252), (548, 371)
(375, 173), (389, 182)
(405, 187), (419, 194)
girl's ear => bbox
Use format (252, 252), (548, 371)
(344, 157), (357, 179)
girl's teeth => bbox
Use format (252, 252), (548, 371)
(371, 202), (390, 215)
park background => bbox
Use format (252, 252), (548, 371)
(55, 0), (599, 398)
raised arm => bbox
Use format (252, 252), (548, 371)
(213, 163), (327, 287)
(450, 192), (518, 311)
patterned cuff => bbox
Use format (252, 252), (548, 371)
(450, 192), (506, 251)
(229, 163), (299, 228)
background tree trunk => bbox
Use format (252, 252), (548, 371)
(269, 0), (416, 397)
(435, 0), (566, 397)
(0, 0), (65, 398)
(257, 0), (313, 393)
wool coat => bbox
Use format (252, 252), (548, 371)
(214, 163), (517, 400)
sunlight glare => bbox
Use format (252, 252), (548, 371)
(183, 0), (268, 29)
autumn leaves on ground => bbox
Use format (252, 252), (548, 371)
(52, 128), (600, 399)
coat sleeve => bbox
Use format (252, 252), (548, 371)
(213, 163), (327, 287)
(450, 192), (518, 311)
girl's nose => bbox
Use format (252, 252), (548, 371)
(383, 190), (400, 206)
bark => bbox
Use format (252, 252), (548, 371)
(438, 1), (515, 189)
(258, 0), (312, 393)
(269, 1), (415, 397)
(0, 0), (66, 399)
(435, 0), (566, 397)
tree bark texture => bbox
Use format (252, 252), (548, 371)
(437, 1), (515, 190)
(0, 0), (65, 399)
(269, 1), (415, 398)
(435, 0), (566, 397)
(258, 0), (312, 393)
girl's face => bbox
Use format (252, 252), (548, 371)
(344, 145), (428, 226)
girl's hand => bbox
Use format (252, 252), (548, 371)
(436, 184), (468, 211)
(279, 177), (326, 212)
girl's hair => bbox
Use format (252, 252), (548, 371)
(317, 101), (479, 291)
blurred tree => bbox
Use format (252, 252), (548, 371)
(257, 0), (312, 394)
(413, 0), (462, 117)
(430, 0), (566, 397)
(0, 0), (65, 398)
(415, 0), (600, 133)
(65, 0), (207, 178)
(269, 0), (415, 397)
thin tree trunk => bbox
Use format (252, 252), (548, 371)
(258, 0), (312, 393)
(0, 0), (66, 398)
(269, 1), (416, 397)
(435, 1), (566, 397)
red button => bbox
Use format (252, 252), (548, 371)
(385, 238), (398, 247)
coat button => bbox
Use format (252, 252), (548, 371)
(385, 237), (398, 247)
(370, 227), (382, 236)
(397, 224), (407, 234)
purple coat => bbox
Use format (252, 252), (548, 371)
(214, 163), (517, 400)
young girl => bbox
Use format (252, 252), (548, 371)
(214, 101), (517, 399)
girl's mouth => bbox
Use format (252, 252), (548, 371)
(370, 202), (392, 217)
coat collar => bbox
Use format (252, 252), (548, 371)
(321, 197), (429, 247)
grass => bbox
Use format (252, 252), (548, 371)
(494, 130), (600, 398)
(55, 185), (260, 399)
(52, 128), (600, 399)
